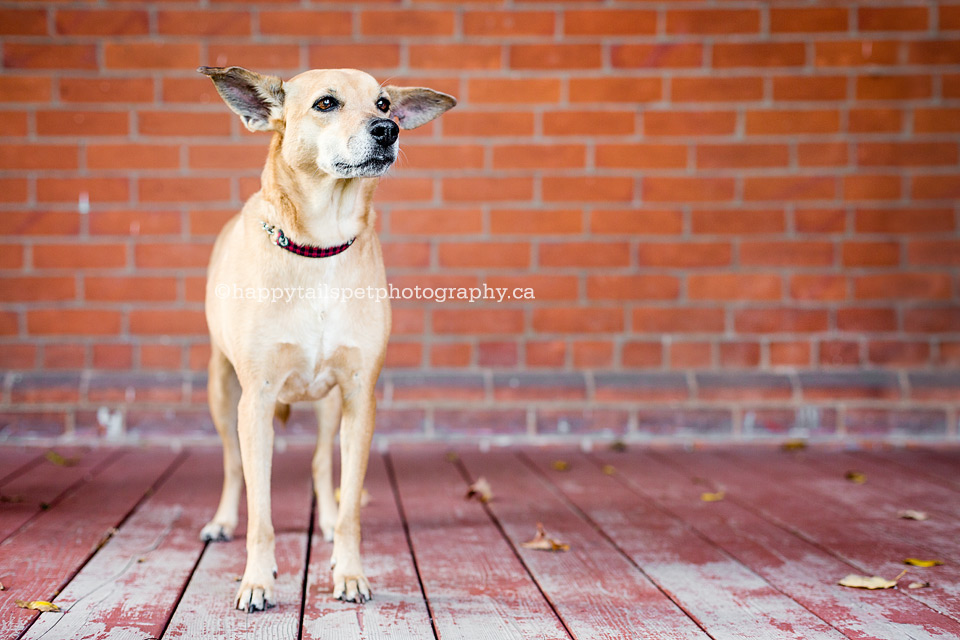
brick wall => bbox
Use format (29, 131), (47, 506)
(1, 1), (958, 443)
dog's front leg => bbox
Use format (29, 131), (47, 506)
(235, 387), (278, 612)
(330, 384), (376, 603)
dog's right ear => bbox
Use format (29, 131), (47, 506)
(198, 66), (284, 133)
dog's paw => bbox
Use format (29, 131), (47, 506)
(332, 571), (371, 604)
(235, 577), (276, 613)
(200, 521), (234, 542)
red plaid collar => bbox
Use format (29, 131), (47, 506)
(260, 221), (355, 259)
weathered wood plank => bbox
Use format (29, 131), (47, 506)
(458, 449), (709, 640)
(20, 450), (225, 640)
(524, 448), (846, 640)
(599, 448), (960, 640)
(0, 447), (117, 542)
(856, 448), (960, 492)
(0, 447), (45, 488)
(681, 449), (960, 623)
(301, 451), (433, 640)
(388, 447), (570, 640)
(0, 449), (180, 640)
(163, 448), (314, 640)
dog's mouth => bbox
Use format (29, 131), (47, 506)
(333, 154), (395, 178)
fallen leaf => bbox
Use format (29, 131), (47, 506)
(898, 510), (929, 521)
(602, 465), (616, 476)
(551, 460), (570, 472)
(444, 452), (459, 463)
(0, 582), (4, 591)
(465, 477), (493, 503)
(521, 523), (569, 552)
(845, 471), (866, 484)
(334, 487), (370, 507)
(781, 440), (807, 451)
(838, 569), (907, 590)
(44, 451), (77, 467)
(700, 491), (725, 502)
(15, 600), (60, 612)
(0, 494), (24, 503)
(908, 581), (931, 589)
(610, 441), (627, 452)
(904, 558), (944, 567)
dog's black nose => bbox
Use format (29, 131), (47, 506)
(369, 118), (399, 147)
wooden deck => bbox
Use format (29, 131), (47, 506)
(1, 444), (959, 639)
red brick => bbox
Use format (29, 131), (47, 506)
(944, 74), (960, 98)
(468, 78), (561, 104)
(770, 7), (848, 33)
(392, 208), (483, 235)
(912, 175), (960, 200)
(745, 176), (835, 202)
(587, 275), (679, 301)
(859, 6), (928, 31)
(478, 342), (518, 368)
(464, 11), (554, 36)
(6, 211), (79, 236)
(590, 209), (683, 235)
(540, 242), (630, 267)
(940, 343), (960, 366)
(644, 177), (735, 203)
(41, 344), (84, 368)
(444, 111), (534, 137)
(139, 111), (232, 137)
(857, 75), (932, 100)
(908, 240), (960, 266)
(0, 112), (27, 137)
(0, 344), (36, 369)
(905, 308), (960, 333)
(410, 45), (502, 70)
(856, 207), (954, 233)
(622, 342), (661, 368)
(796, 209), (846, 234)
(511, 45), (602, 70)
(493, 144), (585, 169)
(735, 308), (829, 333)
(258, 10), (351, 36)
(572, 341), (613, 368)
(672, 77), (763, 102)
(28, 310), (122, 336)
(385, 342), (423, 368)
(381, 242), (430, 268)
(666, 9), (760, 34)
(569, 78), (662, 103)
(34, 244), (127, 269)
(205, 44), (300, 70)
(773, 76), (847, 101)
(377, 178), (434, 203)
(669, 342), (712, 368)
(815, 41), (899, 67)
(741, 241), (833, 267)
(0, 144), (77, 170)
(85, 276), (177, 303)
(907, 40), (960, 65)
(842, 242), (900, 267)
(140, 178), (231, 203)
(819, 341), (861, 366)
(433, 309), (524, 334)
(394, 143), (481, 172)
(688, 274), (782, 301)
(543, 111), (634, 136)
(798, 143), (849, 167)
(130, 310), (207, 335)
(430, 343), (472, 367)
(697, 144), (789, 169)
(438, 242), (530, 268)
(93, 344), (133, 370)
(612, 44), (703, 69)
(189, 144), (268, 170)
(596, 144), (686, 169)
(361, 11), (455, 36)
(55, 9), (148, 35)
(308, 45), (399, 70)
(563, 10), (656, 35)
(837, 308), (897, 332)
(855, 274), (952, 300)
(36, 178), (130, 203)
(104, 43), (199, 69)
(746, 110), (840, 135)
(849, 108), (903, 134)
(843, 175), (901, 201)
(858, 142), (958, 167)
(914, 108), (960, 133)
(868, 341), (930, 366)
(770, 341), (811, 366)
(0, 9), (48, 35)
(543, 177), (634, 203)
(37, 110), (130, 136)
(4, 44), (97, 70)
(526, 341), (566, 367)
(714, 43), (806, 68)
(0, 276), (75, 302)
(637, 242), (731, 268)
(443, 177), (532, 202)
(485, 275), (578, 300)
(88, 144), (181, 170)
(136, 243), (211, 269)
(61, 78), (153, 103)
(644, 111), (736, 137)
(532, 307), (623, 334)
(489, 209), (581, 235)
(0, 179), (27, 203)
(0, 245), (24, 269)
(719, 343), (761, 368)
(158, 10), (252, 35)
(692, 209), (785, 234)
(0, 77), (51, 103)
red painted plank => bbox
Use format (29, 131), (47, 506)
(458, 449), (710, 640)
(21, 450), (226, 640)
(163, 448), (313, 639)
(858, 448), (960, 492)
(0, 447), (45, 487)
(302, 451), (433, 639)
(0, 449), (180, 640)
(0, 447), (117, 542)
(679, 449), (960, 623)
(523, 448), (846, 640)
(596, 448), (960, 640)
(388, 447), (570, 640)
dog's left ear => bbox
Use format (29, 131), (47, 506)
(384, 86), (456, 130)
(198, 66), (284, 132)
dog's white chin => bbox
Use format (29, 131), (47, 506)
(331, 157), (394, 179)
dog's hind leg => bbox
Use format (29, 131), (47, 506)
(312, 387), (341, 543)
(200, 345), (243, 542)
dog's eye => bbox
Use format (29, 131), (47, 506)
(313, 96), (339, 112)
(376, 98), (390, 113)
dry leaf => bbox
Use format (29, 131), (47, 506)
(898, 510), (929, 521)
(15, 600), (60, 612)
(43, 451), (77, 467)
(781, 440), (807, 451)
(334, 487), (370, 507)
(844, 471), (866, 484)
(700, 491), (725, 502)
(521, 523), (569, 552)
(444, 452), (459, 462)
(602, 465), (616, 476)
(551, 460), (570, 472)
(610, 441), (627, 452)
(838, 569), (907, 590)
(465, 477), (493, 503)
(0, 494), (24, 503)
(908, 581), (931, 589)
(904, 558), (943, 567)
(0, 582), (4, 591)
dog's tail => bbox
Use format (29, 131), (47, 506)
(274, 402), (291, 428)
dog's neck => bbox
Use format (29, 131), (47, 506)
(259, 132), (377, 247)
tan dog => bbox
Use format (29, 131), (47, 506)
(196, 66), (455, 612)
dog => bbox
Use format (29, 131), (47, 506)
(196, 65), (455, 612)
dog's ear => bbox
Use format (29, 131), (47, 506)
(384, 86), (456, 130)
(198, 66), (284, 132)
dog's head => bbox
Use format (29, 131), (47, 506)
(199, 66), (456, 179)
